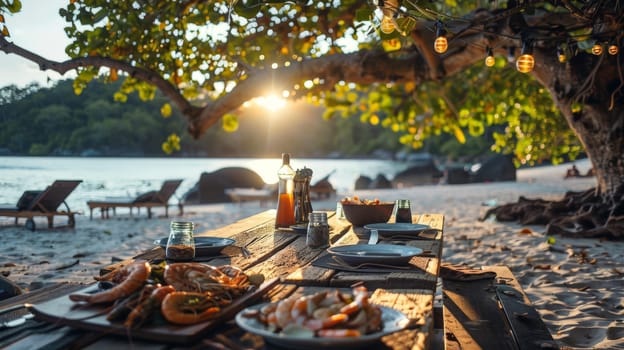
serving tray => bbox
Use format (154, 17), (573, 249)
(30, 277), (278, 344)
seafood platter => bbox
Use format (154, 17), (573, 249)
(235, 286), (409, 349)
(30, 261), (410, 346)
(30, 261), (276, 344)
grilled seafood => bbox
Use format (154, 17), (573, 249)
(69, 262), (257, 328)
(69, 261), (151, 304)
(164, 263), (250, 296)
(246, 286), (382, 338)
(124, 285), (176, 328)
(161, 291), (228, 325)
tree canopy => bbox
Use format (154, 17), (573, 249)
(3, 0), (610, 164)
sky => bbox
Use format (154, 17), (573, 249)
(0, 0), (72, 88)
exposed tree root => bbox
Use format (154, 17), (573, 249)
(480, 188), (623, 240)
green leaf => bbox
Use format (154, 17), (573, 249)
(222, 113), (239, 132)
(233, 0), (261, 18)
(113, 91), (128, 102)
(355, 8), (373, 22)
(453, 126), (466, 144)
(160, 103), (172, 118)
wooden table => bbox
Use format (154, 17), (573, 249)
(0, 210), (444, 349)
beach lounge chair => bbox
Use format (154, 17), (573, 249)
(87, 179), (183, 219)
(0, 180), (82, 230)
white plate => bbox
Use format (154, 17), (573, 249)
(154, 236), (235, 256)
(235, 303), (409, 350)
(363, 223), (430, 237)
(326, 244), (423, 265)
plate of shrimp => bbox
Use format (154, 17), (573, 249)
(29, 261), (277, 344)
(235, 286), (409, 349)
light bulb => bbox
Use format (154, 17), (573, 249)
(485, 47), (495, 67)
(592, 43), (603, 55)
(608, 44), (619, 55)
(557, 48), (566, 63)
(434, 36), (448, 53)
(380, 16), (395, 34)
(516, 54), (534, 73)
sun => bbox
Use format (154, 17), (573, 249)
(253, 94), (287, 112)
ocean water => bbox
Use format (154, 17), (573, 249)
(0, 156), (412, 212)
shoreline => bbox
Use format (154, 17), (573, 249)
(0, 160), (621, 349)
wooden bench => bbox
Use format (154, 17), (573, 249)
(442, 265), (559, 350)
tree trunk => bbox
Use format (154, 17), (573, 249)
(485, 51), (624, 239)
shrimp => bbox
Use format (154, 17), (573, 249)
(339, 286), (369, 315)
(124, 285), (175, 328)
(274, 295), (297, 329)
(317, 329), (361, 338)
(164, 263), (250, 296)
(160, 291), (222, 325)
(69, 261), (151, 304)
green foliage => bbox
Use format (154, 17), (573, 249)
(1, 0), (586, 165)
(0, 79), (412, 158)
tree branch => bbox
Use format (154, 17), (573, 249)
(0, 35), (201, 119)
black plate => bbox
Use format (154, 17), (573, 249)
(154, 236), (235, 256)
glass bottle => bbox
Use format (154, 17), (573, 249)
(275, 153), (296, 228)
(394, 199), (412, 223)
(306, 212), (329, 248)
(166, 221), (195, 261)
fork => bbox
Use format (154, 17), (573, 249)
(330, 255), (412, 270)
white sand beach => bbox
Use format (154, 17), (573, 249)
(1, 159), (622, 349)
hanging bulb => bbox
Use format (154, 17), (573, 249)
(557, 47), (566, 63)
(380, 15), (395, 34)
(433, 23), (448, 54)
(591, 43), (603, 55)
(516, 41), (534, 73)
(485, 47), (495, 67)
(507, 47), (516, 63)
(608, 42), (619, 55)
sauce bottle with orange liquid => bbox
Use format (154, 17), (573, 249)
(275, 153), (296, 228)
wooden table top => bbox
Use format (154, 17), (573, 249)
(0, 210), (444, 350)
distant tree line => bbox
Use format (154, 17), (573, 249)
(0, 79), (493, 160)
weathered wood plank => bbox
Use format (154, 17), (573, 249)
(443, 265), (556, 350)
(488, 266), (558, 350)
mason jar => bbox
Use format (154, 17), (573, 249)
(166, 221), (195, 261)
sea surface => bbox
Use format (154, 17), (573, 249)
(0, 156), (413, 211)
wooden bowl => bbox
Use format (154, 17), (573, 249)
(341, 202), (394, 226)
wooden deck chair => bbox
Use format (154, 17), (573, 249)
(0, 180), (83, 230)
(87, 179), (183, 219)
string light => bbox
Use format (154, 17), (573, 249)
(557, 46), (566, 63)
(378, 0), (398, 34)
(370, 2), (618, 72)
(434, 22), (448, 54)
(608, 41), (619, 55)
(485, 47), (495, 67)
(516, 41), (534, 73)
(591, 42), (603, 55)
(380, 15), (395, 34)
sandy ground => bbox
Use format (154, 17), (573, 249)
(0, 159), (622, 349)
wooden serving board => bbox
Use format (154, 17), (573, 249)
(29, 277), (279, 344)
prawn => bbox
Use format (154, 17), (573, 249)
(274, 295), (297, 329)
(69, 261), (151, 304)
(124, 285), (175, 328)
(164, 263), (249, 296)
(339, 286), (369, 315)
(160, 291), (223, 325)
